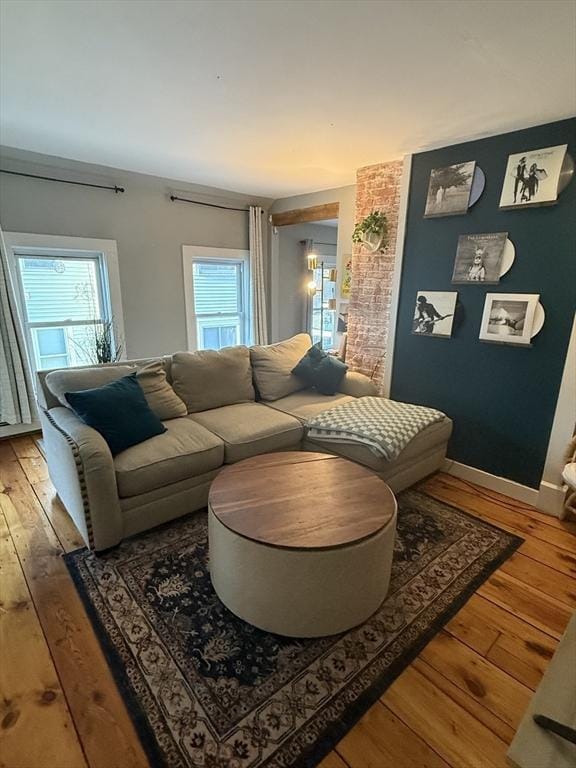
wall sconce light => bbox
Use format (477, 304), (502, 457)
(307, 280), (317, 295)
(307, 252), (318, 270)
(328, 268), (337, 283)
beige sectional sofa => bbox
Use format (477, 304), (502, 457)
(37, 334), (452, 551)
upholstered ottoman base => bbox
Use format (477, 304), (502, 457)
(208, 504), (397, 638)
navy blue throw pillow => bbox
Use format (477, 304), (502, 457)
(292, 344), (348, 395)
(65, 373), (166, 455)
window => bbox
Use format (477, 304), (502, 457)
(311, 265), (337, 349)
(183, 246), (251, 351)
(5, 234), (124, 376)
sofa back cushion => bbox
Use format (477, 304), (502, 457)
(250, 333), (312, 401)
(171, 346), (255, 413)
(135, 361), (187, 420)
(45, 360), (186, 421)
(46, 365), (134, 407)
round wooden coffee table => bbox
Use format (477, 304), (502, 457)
(208, 451), (397, 637)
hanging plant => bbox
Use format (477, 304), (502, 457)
(352, 210), (388, 253)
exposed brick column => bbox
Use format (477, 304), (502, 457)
(346, 160), (403, 392)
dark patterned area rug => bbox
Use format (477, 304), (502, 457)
(65, 489), (522, 768)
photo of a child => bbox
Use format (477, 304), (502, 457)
(452, 233), (508, 284)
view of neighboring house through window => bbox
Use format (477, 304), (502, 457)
(192, 260), (246, 349)
(14, 252), (113, 372)
(183, 246), (251, 351)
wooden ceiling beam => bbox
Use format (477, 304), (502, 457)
(271, 202), (339, 227)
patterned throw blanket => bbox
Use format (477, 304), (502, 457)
(307, 396), (446, 461)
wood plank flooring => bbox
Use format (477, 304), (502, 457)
(0, 436), (574, 768)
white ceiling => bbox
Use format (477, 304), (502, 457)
(1, 0), (574, 199)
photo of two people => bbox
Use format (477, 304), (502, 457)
(499, 144), (567, 208)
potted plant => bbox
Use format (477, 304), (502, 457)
(93, 318), (123, 364)
(352, 210), (388, 253)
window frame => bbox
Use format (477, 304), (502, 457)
(182, 245), (251, 351)
(4, 233), (125, 376)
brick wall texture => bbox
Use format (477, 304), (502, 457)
(346, 160), (403, 392)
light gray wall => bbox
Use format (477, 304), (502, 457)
(0, 147), (272, 359)
(275, 222), (338, 340)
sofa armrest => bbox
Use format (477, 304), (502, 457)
(338, 371), (379, 398)
(39, 407), (123, 550)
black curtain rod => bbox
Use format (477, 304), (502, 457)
(170, 194), (263, 213)
(0, 168), (125, 193)
(300, 239), (337, 247)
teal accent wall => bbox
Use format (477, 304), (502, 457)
(391, 118), (576, 489)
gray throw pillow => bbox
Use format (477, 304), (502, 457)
(250, 334), (312, 401)
(136, 361), (187, 420)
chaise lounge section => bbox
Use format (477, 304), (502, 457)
(37, 334), (452, 551)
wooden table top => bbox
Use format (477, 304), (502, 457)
(208, 451), (396, 549)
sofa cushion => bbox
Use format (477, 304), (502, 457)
(250, 333), (312, 401)
(45, 359), (185, 421)
(171, 347), (255, 413)
(338, 371), (379, 398)
(114, 417), (224, 497)
(305, 417), (453, 473)
(266, 390), (355, 422)
(46, 365), (135, 406)
(190, 403), (303, 463)
(65, 374), (166, 456)
(136, 360), (187, 420)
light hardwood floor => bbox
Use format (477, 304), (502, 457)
(0, 435), (574, 768)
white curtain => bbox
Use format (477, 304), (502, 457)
(0, 227), (36, 425)
(249, 206), (268, 345)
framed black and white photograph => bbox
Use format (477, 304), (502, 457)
(499, 144), (568, 208)
(424, 161), (476, 218)
(479, 293), (539, 346)
(412, 291), (457, 338)
(452, 233), (508, 284)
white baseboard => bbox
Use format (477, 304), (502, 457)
(536, 480), (567, 519)
(442, 458), (539, 507)
(0, 421), (41, 439)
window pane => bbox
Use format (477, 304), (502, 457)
(197, 317), (241, 351)
(220, 326), (237, 348)
(192, 261), (241, 315)
(38, 355), (69, 370)
(202, 327), (220, 349)
(19, 256), (103, 323)
(67, 324), (109, 366)
(32, 324), (115, 370)
(36, 327), (66, 356)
